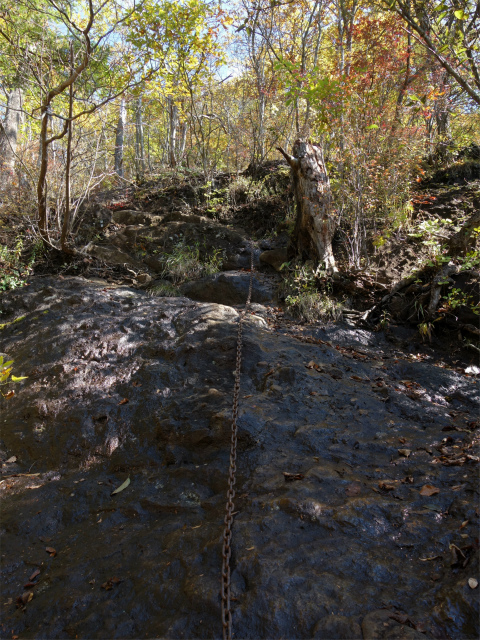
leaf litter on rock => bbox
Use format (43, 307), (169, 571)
(101, 576), (123, 591)
(419, 484), (440, 496)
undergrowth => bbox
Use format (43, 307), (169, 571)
(160, 239), (224, 285)
(0, 237), (41, 292)
(279, 263), (345, 323)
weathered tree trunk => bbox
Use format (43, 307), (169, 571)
(278, 140), (337, 272)
(0, 88), (23, 172)
(134, 96), (145, 181)
(114, 98), (126, 177)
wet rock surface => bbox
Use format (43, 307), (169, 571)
(0, 276), (479, 639)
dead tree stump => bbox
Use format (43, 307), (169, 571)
(278, 140), (337, 272)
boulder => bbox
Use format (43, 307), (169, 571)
(260, 247), (288, 271)
(86, 243), (144, 270)
(180, 271), (276, 305)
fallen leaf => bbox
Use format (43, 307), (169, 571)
(4, 390), (15, 399)
(29, 569), (40, 581)
(398, 449), (411, 457)
(350, 375), (364, 381)
(378, 481), (395, 491)
(45, 547), (57, 557)
(449, 543), (467, 567)
(101, 576), (123, 590)
(345, 482), (362, 496)
(468, 578), (478, 589)
(16, 591), (33, 607)
(118, 398), (129, 405)
(420, 484), (440, 497)
(5, 456), (17, 463)
(111, 476), (130, 495)
(283, 472), (304, 482)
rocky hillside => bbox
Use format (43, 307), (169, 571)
(0, 166), (479, 640)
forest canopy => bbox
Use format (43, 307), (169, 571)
(0, 0), (478, 263)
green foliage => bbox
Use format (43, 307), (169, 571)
(280, 263), (344, 323)
(0, 237), (39, 291)
(161, 240), (223, 284)
(418, 321), (433, 342)
(148, 281), (181, 297)
(441, 285), (479, 316)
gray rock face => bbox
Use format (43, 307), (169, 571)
(313, 614), (362, 638)
(0, 277), (478, 639)
(361, 610), (426, 639)
(180, 271), (277, 305)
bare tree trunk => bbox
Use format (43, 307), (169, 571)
(61, 43), (74, 252)
(0, 88), (23, 172)
(178, 121), (187, 164)
(114, 98), (126, 177)
(37, 107), (51, 240)
(168, 95), (178, 168)
(278, 140), (337, 272)
(135, 96), (145, 180)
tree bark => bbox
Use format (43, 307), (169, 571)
(135, 96), (145, 180)
(278, 140), (337, 272)
(168, 95), (178, 168)
(61, 43), (74, 253)
(0, 88), (23, 172)
(114, 98), (126, 177)
(178, 121), (187, 164)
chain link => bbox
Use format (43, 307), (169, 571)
(221, 242), (254, 640)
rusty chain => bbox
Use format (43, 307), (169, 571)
(221, 242), (255, 640)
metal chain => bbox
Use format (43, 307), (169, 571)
(221, 242), (254, 640)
